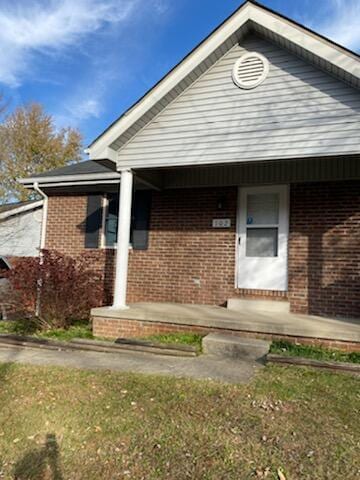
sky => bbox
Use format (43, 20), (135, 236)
(0, 0), (359, 150)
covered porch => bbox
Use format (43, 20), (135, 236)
(91, 302), (360, 350)
(109, 156), (359, 319)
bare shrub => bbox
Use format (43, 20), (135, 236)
(4, 250), (103, 329)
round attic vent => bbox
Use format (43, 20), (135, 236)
(232, 52), (269, 89)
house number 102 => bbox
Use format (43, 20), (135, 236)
(212, 219), (231, 228)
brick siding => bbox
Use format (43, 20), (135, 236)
(46, 180), (360, 319)
(127, 187), (286, 304)
(289, 181), (360, 318)
(92, 316), (360, 352)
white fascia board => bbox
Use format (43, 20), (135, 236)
(0, 200), (44, 221)
(250, 8), (360, 77)
(19, 171), (121, 186)
(90, 147), (118, 162)
(87, 1), (360, 160)
(29, 179), (121, 188)
(88, 4), (251, 158)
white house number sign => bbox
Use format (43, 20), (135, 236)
(212, 218), (231, 228)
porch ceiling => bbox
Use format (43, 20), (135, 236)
(135, 154), (360, 190)
(91, 302), (360, 344)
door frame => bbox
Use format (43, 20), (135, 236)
(235, 184), (290, 291)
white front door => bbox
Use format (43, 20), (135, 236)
(237, 185), (289, 291)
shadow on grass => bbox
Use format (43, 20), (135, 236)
(13, 433), (63, 480)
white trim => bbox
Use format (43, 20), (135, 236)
(21, 179), (121, 189)
(100, 194), (108, 249)
(88, 1), (360, 160)
(88, 2), (250, 158)
(100, 193), (134, 251)
(0, 200), (43, 221)
(19, 171), (120, 185)
(234, 188), (241, 289)
(33, 184), (48, 251)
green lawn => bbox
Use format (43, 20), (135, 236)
(0, 319), (93, 342)
(270, 340), (360, 364)
(139, 332), (204, 352)
(0, 364), (358, 479)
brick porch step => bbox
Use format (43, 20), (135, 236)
(202, 333), (270, 361)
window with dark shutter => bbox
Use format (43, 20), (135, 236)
(103, 190), (152, 250)
(131, 190), (152, 250)
(85, 195), (103, 248)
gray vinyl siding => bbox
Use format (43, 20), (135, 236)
(0, 209), (42, 257)
(117, 35), (360, 169)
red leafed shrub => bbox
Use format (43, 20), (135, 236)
(5, 250), (103, 329)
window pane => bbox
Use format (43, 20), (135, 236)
(246, 228), (278, 257)
(105, 194), (119, 247)
(247, 193), (279, 225)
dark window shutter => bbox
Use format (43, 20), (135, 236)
(132, 190), (152, 250)
(85, 195), (102, 248)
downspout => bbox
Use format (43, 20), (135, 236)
(33, 182), (48, 317)
(33, 182), (48, 251)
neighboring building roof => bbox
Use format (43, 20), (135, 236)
(87, 0), (360, 161)
(0, 256), (11, 270)
(0, 200), (43, 221)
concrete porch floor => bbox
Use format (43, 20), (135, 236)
(91, 303), (360, 344)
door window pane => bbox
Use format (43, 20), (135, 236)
(246, 228), (278, 257)
(247, 193), (279, 225)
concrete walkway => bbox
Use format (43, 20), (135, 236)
(0, 344), (261, 384)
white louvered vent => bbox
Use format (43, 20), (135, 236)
(232, 52), (269, 90)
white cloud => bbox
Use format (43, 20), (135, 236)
(0, 0), (139, 86)
(68, 98), (102, 120)
(316, 0), (360, 51)
(53, 82), (106, 128)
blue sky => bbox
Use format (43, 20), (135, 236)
(0, 0), (359, 149)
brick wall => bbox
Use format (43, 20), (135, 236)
(46, 195), (115, 304)
(289, 181), (360, 318)
(127, 187), (286, 304)
(46, 180), (360, 318)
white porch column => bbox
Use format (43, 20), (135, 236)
(112, 169), (133, 309)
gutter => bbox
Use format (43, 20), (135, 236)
(33, 182), (48, 251)
(19, 171), (121, 186)
(25, 179), (121, 189)
(33, 183), (48, 318)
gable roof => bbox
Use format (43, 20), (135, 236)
(0, 200), (43, 221)
(87, 0), (360, 162)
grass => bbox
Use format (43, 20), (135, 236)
(0, 319), (38, 336)
(270, 340), (360, 364)
(0, 319), (93, 342)
(38, 323), (93, 342)
(139, 332), (204, 351)
(0, 363), (358, 479)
